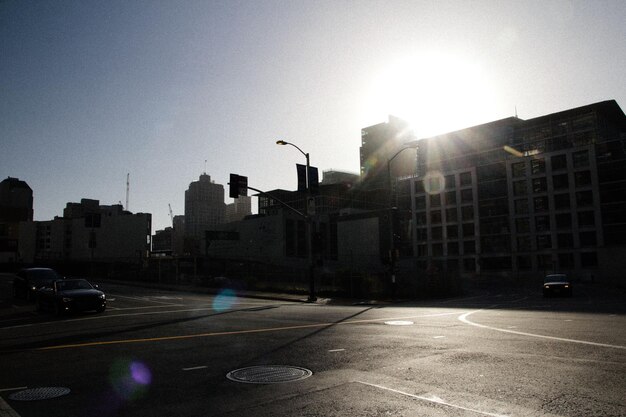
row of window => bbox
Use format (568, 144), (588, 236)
(513, 171), (592, 196)
(419, 251), (598, 272)
(511, 150), (590, 178)
(514, 192), (595, 214)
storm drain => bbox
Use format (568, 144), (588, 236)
(385, 320), (414, 326)
(9, 387), (71, 401)
(226, 365), (312, 384)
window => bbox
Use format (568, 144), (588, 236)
(551, 154), (567, 171)
(573, 150), (590, 168)
(557, 233), (574, 248)
(416, 212), (427, 226)
(461, 189), (473, 203)
(578, 211), (595, 227)
(432, 243), (444, 256)
(576, 191), (593, 207)
(431, 211), (442, 224)
(554, 193), (571, 210)
(461, 206), (474, 221)
(579, 231), (597, 247)
(431, 226), (443, 240)
(445, 175), (456, 190)
(535, 215), (550, 232)
(532, 177), (547, 193)
(462, 223), (475, 237)
(515, 199), (529, 214)
(447, 225), (458, 238)
(447, 242), (459, 255)
(516, 217), (530, 233)
(555, 213), (571, 230)
(445, 190), (456, 205)
(534, 196), (549, 212)
(416, 228), (427, 241)
(415, 196), (426, 210)
(415, 180), (425, 194)
(479, 198), (508, 216)
(531, 158), (546, 174)
(574, 171), (592, 187)
(446, 208), (458, 222)
(536, 235), (552, 250)
(417, 244), (427, 257)
(513, 180), (528, 196)
(463, 240), (475, 254)
(517, 236), (532, 251)
(512, 162), (526, 178)
(430, 194), (441, 207)
(553, 174), (569, 190)
(537, 254), (552, 269)
(460, 172), (472, 186)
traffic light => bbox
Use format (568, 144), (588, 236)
(229, 174), (248, 198)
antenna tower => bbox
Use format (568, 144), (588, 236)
(126, 173), (130, 211)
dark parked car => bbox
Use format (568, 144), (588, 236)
(36, 278), (106, 315)
(13, 268), (64, 301)
(543, 274), (573, 297)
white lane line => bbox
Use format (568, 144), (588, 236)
(0, 387), (27, 392)
(356, 381), (509, 417)
(182, 366), (207, 371)
(106, 294), (181, 305)
(433, 336), (445, 339)
(328, 349), (345, 352)
(459, 310), (626, 350)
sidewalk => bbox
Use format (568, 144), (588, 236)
(95, 278), (393, 306)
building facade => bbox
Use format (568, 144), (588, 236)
(184, 174), (225, 253)
(406, 100), (626, 284)
(19, 199), (151, 264)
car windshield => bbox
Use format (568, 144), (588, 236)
(545, 275), (568, 283)
(56, 280), (93, 291)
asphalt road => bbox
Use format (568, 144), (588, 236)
(0, 272), (624, 417)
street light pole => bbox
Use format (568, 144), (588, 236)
(276, 140), (317, 302)
(386, 141), (419, 298)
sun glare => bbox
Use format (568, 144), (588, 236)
(368, 52), (497, 138)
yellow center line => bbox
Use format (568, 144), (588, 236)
(36, 312), (457, 351)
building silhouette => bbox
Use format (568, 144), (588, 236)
(405, 99), (626, 283)
(0, 177), (33, 262)
(184, 173), (225, 254)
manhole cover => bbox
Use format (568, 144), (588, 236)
(226, 365), (312, 384)
(9, 387), (71, 401)
(385, 320), (414, 326)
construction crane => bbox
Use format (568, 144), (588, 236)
(168, 204), (174, 228)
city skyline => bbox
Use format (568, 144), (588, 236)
(2, 1), (625, 232)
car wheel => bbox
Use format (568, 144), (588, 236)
(36, 299), (43, 312)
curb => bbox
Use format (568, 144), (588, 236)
(0, 397), (20, 417)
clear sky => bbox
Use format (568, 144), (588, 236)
(2, 0), (625, 233)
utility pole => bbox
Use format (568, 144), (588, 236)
(126, 173), (130, 211)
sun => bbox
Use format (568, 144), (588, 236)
(366, 51), (498, 138)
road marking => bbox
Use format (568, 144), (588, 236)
(34, 312), (458, 351)
(182, 366), (207, 371)
(356, 381), (509, 417)
(0, 387), (27, 392)
(459, 310), (626, 350)
(107, 294), (181, 305)
(328, 349), (345, 352)
(433, 336), (445, 339)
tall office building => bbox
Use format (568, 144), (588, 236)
(406, 100), (626, 282)
(360, 116), (417, 189)
(184, 174), (225, 250)
(0, 177), (33, 262)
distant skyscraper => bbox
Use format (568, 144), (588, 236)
(0, 177), (33, 262)
(225, 196), (252, 223)
(184, 174), (225, 249)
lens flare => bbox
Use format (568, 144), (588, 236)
(109, 359), (152, 401)
(213, 288), (237, 312)
(423, 171), (445, 195)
